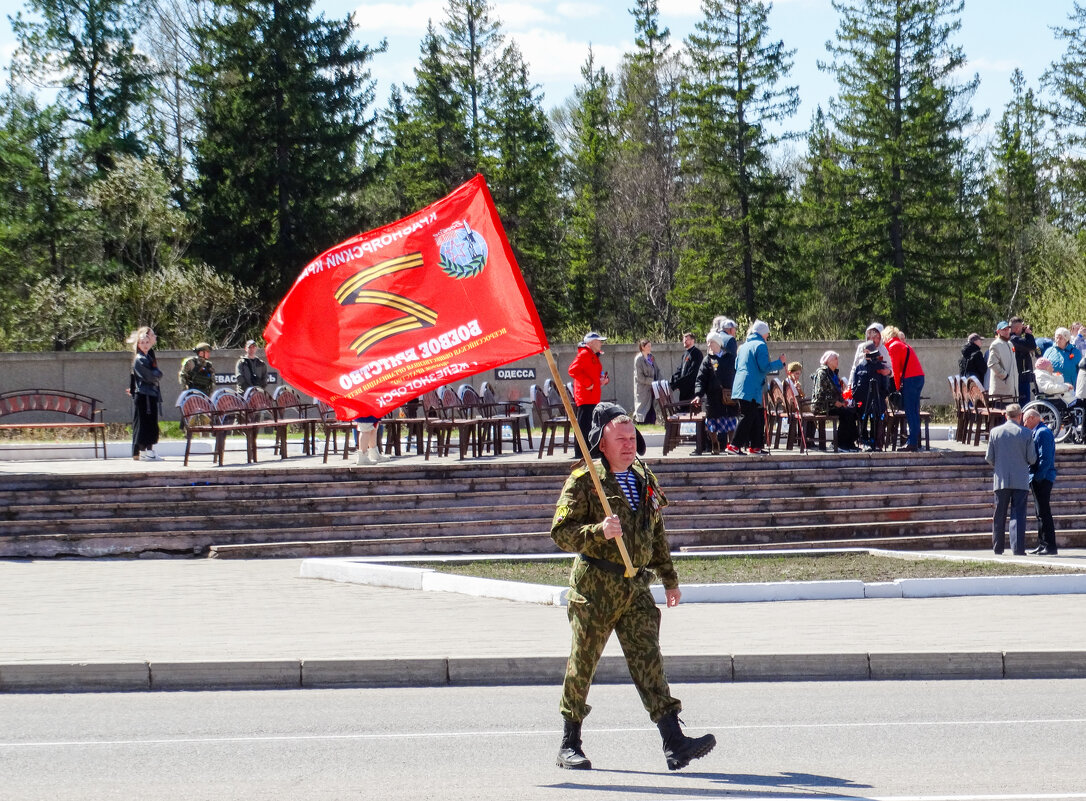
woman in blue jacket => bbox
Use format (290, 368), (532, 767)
(727, 320), (785, 455)
(1044, 327), (1081, 387)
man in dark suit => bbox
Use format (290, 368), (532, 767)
(1024, 408), (1058, 555)
(1010, 316), (1037, 405)
(670, 332), (703, 402)
(984, 404), (1037, 555)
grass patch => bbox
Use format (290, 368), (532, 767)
(401, 553), (1083, 586)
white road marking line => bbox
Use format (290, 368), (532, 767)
(662, 796), (1086, 801)
(2, 717), (1085, 748)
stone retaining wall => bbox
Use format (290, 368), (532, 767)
(0, 338), (965, 424)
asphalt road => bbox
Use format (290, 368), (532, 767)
(2, 680), (1084, 800)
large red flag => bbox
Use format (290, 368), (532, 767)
(264, 175), (549, 419)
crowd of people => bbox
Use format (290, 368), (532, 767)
(582, 318), (929, 456)
(134, 317), (1086, 466)
(578, 314), (1086, 458)
(127, 334), (276, 460)
(961, 317), (1086, 441)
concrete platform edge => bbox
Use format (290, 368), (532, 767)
(300, 557), (1086, 604)
(5, 651), (1086, 692)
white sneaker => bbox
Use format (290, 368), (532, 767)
(140, 450), (162, 462)
(355, 450), (374, 466)
(368, 447), (387, 463)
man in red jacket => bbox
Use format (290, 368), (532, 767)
(568, 332), (610, 453)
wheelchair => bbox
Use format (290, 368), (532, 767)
(1022, 395), (1085, 444)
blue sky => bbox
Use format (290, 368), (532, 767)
(0, 0), (1074, 139)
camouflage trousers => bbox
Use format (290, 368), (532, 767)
(560, 558), (681, 723)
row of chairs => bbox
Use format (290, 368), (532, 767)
(531, 380), (574, 459)
(178, 386), (316, 466)
(651, 380), (705, 455)
(317, 382), (537, 463)
(417, 383), (534, 460)
(948, 374), (1015, 446)
(651, 375), (931, 455)
(770, 379), (933, 453)
(764, 379), (838, 452)
(182, 380), (556, 466)
(650, 377), (834, 455)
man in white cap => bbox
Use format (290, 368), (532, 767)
(568, 332), (610, 453)
(987, 321), (1019, 400)
(848, 322), (892, 387)
(711, 317), (740, 361)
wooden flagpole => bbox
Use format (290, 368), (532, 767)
(543, 348), (636, 578)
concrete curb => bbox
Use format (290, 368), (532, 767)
(300, 557), (1086, 605)
(298, 558), (569, 604)
(5, 651), (1086, 693)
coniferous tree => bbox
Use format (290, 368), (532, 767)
(820, 0), (981, 336)
(0, 93), (96, 292)
(560, 50), (619, 332)
(442, 0), (503, 170)
(385, 22), (474, 211)
(0, 91), (117, 349)
(788, 106), (853, 337)
(191, 0), (383, 304)
(675, 0), (799, 325)
(482, 42), (566, 329)
(980, 69), (1051, 315)
(364, 85), (415, 222)
(1043, 1), (1086, 227)
(613, 0), (684, 335)
(9, 0), (152, 176)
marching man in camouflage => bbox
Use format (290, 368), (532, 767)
(179, 342), (215, 395)
(551, 402), (716, 771)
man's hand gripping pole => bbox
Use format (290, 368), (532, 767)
(544, 349), (636, 578)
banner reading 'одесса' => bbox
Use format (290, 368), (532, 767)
(264, 175), (550, 420)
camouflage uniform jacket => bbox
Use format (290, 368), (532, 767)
(180, 356), (215, 394)
(551, 460), (678, 590)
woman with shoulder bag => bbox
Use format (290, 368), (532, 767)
(884, 326), (925, 451)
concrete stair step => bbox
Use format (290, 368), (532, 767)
(0, 503), (559, 538)
(6, 459), (1086, 512)
(0, 460), (576, 497)
(666, 516), (1086, 546)
(668, 501), (1086, 529)
(12, 465), (1086, 518)
(9, 492), (1086, 537)
(679, 529), (1086, 553)
(0, 488), (565, 520)
(7, 447), (1086, 558)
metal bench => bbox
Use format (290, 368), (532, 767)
(0, 389), (107, 459)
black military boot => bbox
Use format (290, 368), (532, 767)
(656, 710), (716, 771)
(556, 718), (592, 769)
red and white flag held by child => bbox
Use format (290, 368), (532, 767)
(264, 175), (549, 419)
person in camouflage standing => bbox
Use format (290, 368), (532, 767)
(551, 402), (716, 772)
(179, 342), (216, 395)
